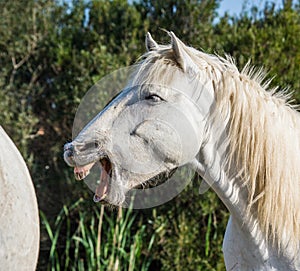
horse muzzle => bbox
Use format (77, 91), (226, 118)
(63, 142), (76, 167)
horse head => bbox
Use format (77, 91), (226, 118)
(64, 32), (215, 206)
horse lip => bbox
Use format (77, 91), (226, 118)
(93, 194), (106, 203)
(69, 149), (107, 167)
(72, 150), (114, 181)
(65, 143), (116, 202)
(74, 162), (95, 180)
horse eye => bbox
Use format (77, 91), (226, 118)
(145, 94), (163, 102)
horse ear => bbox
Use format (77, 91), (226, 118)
(169, 31), (198, 74)
(145, 32), (159, 51)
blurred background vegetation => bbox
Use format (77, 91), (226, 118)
(1, 0), (300, 270)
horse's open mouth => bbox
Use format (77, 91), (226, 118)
(74, 156), (112, 202)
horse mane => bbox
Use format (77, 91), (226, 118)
(216, 58), (300, 254)
(137, 44), (300, 254)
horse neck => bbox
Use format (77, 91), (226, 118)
(198, 123), (300, 270)
(199, 129), (249, 221)
(198, 126), (271, 260)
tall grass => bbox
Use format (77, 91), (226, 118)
(40, 199), (155, 271)
(39, 183), (228, 271)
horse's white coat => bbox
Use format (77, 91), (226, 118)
(0, 126), (39, 271)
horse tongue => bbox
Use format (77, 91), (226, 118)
(93, 160), (110, 202)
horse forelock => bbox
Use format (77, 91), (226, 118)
(137, 42), (300, 255)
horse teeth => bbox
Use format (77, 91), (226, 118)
(75, 171), (85, 180)
(74, 166), (92, 180)
(75, 172), (82, 180)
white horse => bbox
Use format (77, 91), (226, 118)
(0, 126), (39, 270)
(64, 32), (300, 270)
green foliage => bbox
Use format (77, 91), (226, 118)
(40, 199), (155, 270)
(1, 0), (300, 270)
(135, 0), (221, 46)
(149, 185), (228, 271)
(214, 1), (300, 101)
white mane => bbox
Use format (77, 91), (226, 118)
(216, 58), (300, 254)
(138, 43), (300, 254)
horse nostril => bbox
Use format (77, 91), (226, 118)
(64, 143), (74, 153)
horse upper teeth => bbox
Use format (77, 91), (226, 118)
(74, 164), (94, 180)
